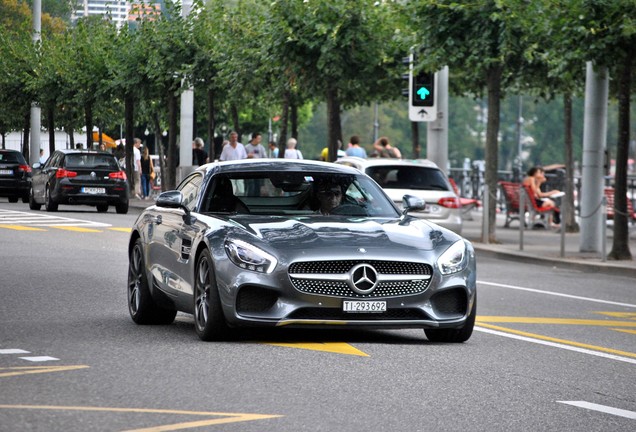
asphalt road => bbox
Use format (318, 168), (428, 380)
(1, 201), (635, 432)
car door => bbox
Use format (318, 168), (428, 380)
(31, 152), (61, 202)
(147, 173), (205, 303)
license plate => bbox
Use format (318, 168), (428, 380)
(0, 169), (12, 175)
(81, 187), (105, 194)
(343, 300), (386, 313)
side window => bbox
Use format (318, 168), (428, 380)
(46, 152), (61, 168)
(179, 174), (203, 211)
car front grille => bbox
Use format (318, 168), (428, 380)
(288, 260), (432, 298)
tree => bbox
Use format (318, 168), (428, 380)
(268, 0), (404, 162)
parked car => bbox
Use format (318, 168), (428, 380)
(30, 149), (129, 213)
(335, 157), (463, 233)
(127, 159), (476, 342)
(0, 149), (31, 203)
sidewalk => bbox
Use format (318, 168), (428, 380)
(128, 197), (636, 277)
(462, 210), (636, 277)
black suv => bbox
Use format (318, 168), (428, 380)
(0, 149), (31, 203)
(30, 149), (129, 213)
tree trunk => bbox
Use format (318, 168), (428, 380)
(411, 121), (420, 159)
(47, 105), (55, 155)
(277, 90), (290, 157)
(166, 91), (179, 190)
(152, 113), (166, 192)
(22, 110), (30, 161)
(230, 104), (240, 141)
(124, 95), (135, 194)
(326, 86), (342, 162)
(290, 97), (298, 139)
(206, 88), (216, 160)
(84, 103), (93, 149)
(563, 94), (579, 232)
(607, 51), (632, 260)
(483, 66), (502, 243)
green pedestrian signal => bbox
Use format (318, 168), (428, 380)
(412, 71), (435, 107)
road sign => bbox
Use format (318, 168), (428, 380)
(408, 54), (437, 122)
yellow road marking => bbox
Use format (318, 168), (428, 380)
(109, 227), (132, 232)
(610, 328), (636, 335)
(0, 365), (89, 378)
(263, 342), (369, 357)
(50, 226), (102, 233)
(0, 224), (45, 231)
(476, 322), (636, 359)
(0, 405), (283, 432)
(595, 312), (636, 320)
(477, 316), (636, 327)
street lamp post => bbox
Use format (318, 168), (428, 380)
(29, 0), (42, 165)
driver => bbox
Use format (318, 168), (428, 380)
(315, 183), (344, 215)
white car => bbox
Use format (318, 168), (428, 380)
(336, 157), (463, 234)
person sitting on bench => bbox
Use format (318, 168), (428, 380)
(522, 166), (561, 228)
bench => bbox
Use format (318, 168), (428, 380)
(498, 181), (554, 228)
(449, 177), (481, 220)
(604, 187), (636, 223)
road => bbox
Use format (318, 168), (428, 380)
(1, 201), (635, 431)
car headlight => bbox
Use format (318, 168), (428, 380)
(437, 240), (467, 275)
(224, 239), (277, 274)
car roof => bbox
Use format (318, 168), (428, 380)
(336, 156), (441, 169)
(0, 149), (22, 154)
(198, 159), (362, 176)
(55, 149), (113, 155)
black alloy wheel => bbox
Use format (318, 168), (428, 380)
(116, 201), (129, 214)
(127, 239), (176, 325)
(424, 296), (476, 343)
(194, 249), (230, 341)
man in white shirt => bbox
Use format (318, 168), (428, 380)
(219, 131), (247, 161)
(245, 132), (266, 159)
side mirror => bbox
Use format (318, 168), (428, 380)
(156, 190), (183, 209)
(402, 194), (427, 215)
(32, 162), (41, 170)
(155, 190), (196, 225)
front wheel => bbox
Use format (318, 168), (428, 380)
(29, 188), (41, 210)
(127, 239), (176, 325)
(45, 186), (58, 212)
(425, 297), (476, 343)
(194, 249), (231, 341)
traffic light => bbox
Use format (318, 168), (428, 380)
(412, 70), (435, 107)
(408, 54), (436, 122)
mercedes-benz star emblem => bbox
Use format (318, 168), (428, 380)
(90, 171), (96, 177)
(348, 263), (379, 294)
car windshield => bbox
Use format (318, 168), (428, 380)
(366, 166), (450, 191)
(200, 171), (400, 217)
(65, 154), (119, 169)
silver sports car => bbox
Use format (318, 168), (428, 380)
(127, 159), (476, 342)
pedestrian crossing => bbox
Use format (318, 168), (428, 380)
(0, 209), (130, 233)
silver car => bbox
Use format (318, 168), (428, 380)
(335, 157), (463, 234)
(127, 159), (476, 342)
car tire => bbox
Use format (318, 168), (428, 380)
(424, 297), (476, 343)
(96, 204), (108, 213)
(127, 239), (177, 325)
(116, 202), (129, 214)
(194, 249), (231, 341)
(45, 186), (58, 212)
(29, 189), (41, 211)
(8, 197), (18, 203)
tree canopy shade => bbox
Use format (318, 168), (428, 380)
(405, 0), (532, 242)
(267, 0), (404, 161)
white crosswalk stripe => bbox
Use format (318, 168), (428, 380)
(0, 209), (111, 228)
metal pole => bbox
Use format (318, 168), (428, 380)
(373, 103), (379, 142)
(560, 196), (566, 257)
(29, 0), (42, 165)
(481, 184), (489, 244)
(602, 195), (607, 262)
(519, 186), (524, 251)
(516, 95), (523, 181)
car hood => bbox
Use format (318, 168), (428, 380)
(214, 214), (460, 253)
